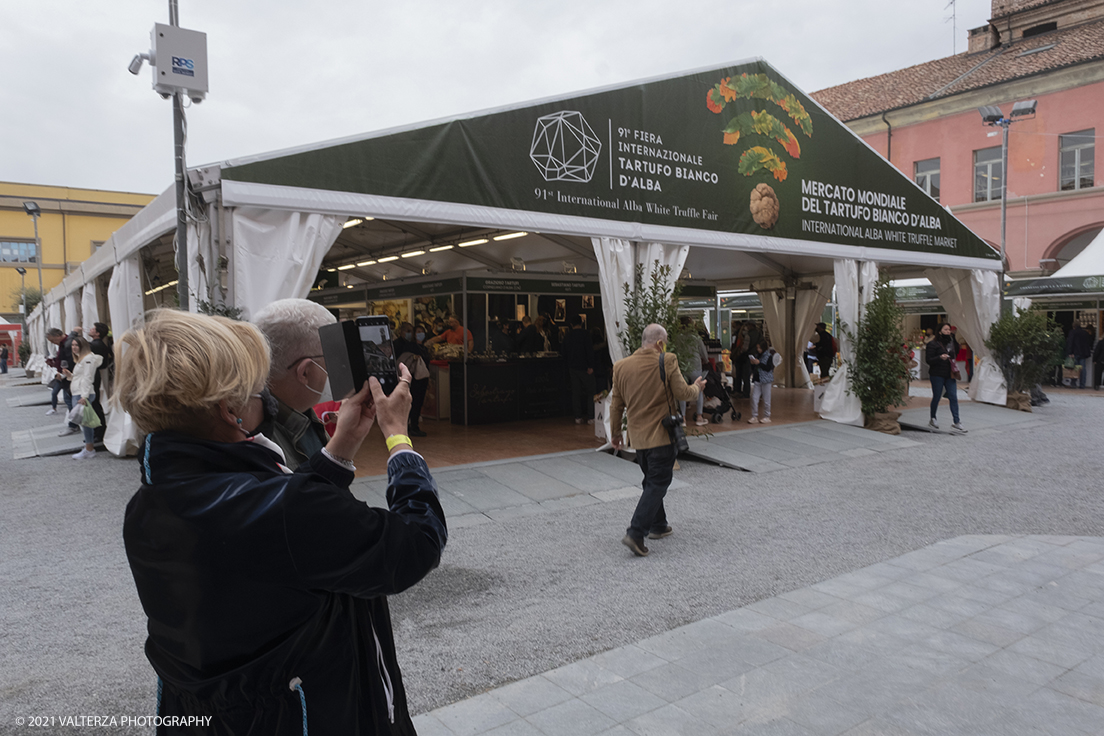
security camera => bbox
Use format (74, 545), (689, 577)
(190, 97), (203, 105)
(128, 52), (153, 75)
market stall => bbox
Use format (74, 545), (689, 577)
(45, 57), (1006, 454)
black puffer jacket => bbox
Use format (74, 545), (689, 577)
(124, 433), (447, 735)
(926, 334), (958, 379)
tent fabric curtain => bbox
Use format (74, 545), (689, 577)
(591, 237), (689, 448)
(925, 268), (1007, 406)
(792, 276), (834, 389)
(754, 280), (786, 380)
(592, 237), (636, 365)
(47, 300), (62, 332)
(63, 293), (79, 335)
(25, 310), (44, 375)
(754, 276), (833, 389)
(231, 208), (342, 320)
(186, 210), (214, 313)
(819, 260), (879, 425)
(81, 284), (99, 332)
(590, 238), (690, 362)
(104, 255), (146, 457)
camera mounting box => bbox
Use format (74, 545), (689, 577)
(150, 23), (208, 101)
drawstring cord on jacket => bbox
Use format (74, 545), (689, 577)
(289, 677), (308, 736)
(371, 625), (395, 724)
(156, 675), (309, 736)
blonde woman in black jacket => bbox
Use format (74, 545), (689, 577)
(118, 310), (446, 735)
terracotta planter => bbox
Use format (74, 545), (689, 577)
(864, 410), (901, 435)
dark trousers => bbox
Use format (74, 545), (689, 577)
(735, 355), (750, 395)
(409, 377), (429, 429)
(91, 371), (106, 439)
(569, 370), (596, 420)
(1094, 362), (1104, 390)
(929, 375), (960, 423)
(627, 443), (675, 540)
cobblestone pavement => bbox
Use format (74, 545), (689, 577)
(2, 371), (1102, 734)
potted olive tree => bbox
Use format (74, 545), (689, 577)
(841, 279), (913, 434)
(618, 261), (696, 367)
(984, 306), (1064, 412)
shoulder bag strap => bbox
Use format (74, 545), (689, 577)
(658, 353), (680, 416)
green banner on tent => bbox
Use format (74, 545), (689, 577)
(365, 277), (463, 301)
(900, 303), (944, 315)
(1040, 300), (1098, 311)
(223, 60), (997, 263)
(1005, 275), (1104, 297)
(312, 287), (366, 306)
(466, 275), (600, 294)
(721, 294), (763, 309)
(679, 283), (717, 298)
(894, 285), (938, 301)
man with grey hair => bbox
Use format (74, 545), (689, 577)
(252, 298), (336, 469)
(610, 323), (705, 557)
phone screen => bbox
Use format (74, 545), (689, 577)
(357, 318), (399, 393)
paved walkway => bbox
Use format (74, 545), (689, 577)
(352, 449), (688, 529)
(413, 534), (1104, 736)
(898, 402), (1048, 437)
(682, 421), (921, 473)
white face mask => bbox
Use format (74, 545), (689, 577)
(304, 359), (332, 403)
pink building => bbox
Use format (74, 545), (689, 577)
(813, 0), (1102, 279)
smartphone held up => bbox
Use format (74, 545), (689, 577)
(319, 316), (400, 400)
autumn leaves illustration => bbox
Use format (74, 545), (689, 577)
(707, 73), (813, 229)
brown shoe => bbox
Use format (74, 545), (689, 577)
(648, 526), (673, 540)
(621, 534), (649, 557)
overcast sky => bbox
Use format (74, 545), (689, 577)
(1, 0), (992, 195)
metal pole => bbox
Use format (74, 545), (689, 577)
(170, 0), (189, 310)
(999, 121), (1010, 317)
(20, 271), (26, 331)
(462, 274), (468, 426)
(32, 214), (43, 298)
(787, 287), (796, 388)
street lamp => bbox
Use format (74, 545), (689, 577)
(979, 100), (1036, 316)
(21, 201), (45, 301)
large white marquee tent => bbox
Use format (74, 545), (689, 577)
(24, 58), (1005, 455)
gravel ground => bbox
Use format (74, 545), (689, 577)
(1, 378), (1101, 733)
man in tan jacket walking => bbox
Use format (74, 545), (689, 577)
(610, 323), (705, 556)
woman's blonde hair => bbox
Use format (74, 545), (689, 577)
(115, 309), (270, 435)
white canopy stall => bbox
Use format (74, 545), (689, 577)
(50, 58), (1003, 454)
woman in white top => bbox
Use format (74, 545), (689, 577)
(62, 335), (103, 460)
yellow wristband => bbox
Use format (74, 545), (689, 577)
(385, 434), (412, 451)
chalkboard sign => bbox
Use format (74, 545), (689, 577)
(448, 359), (568, 424)
(518, 359), (566, 420)
(451, 363), (519, 424)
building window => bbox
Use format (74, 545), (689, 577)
(914, 158), (940, 202)
(1060, 129), (1094, 191)
(974, 146), (1003, 202)
(0, 240), (37, 263)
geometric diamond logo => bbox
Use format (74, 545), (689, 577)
(529, 111), (602, 183)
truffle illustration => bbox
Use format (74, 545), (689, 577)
(750, 183), (779, 229)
